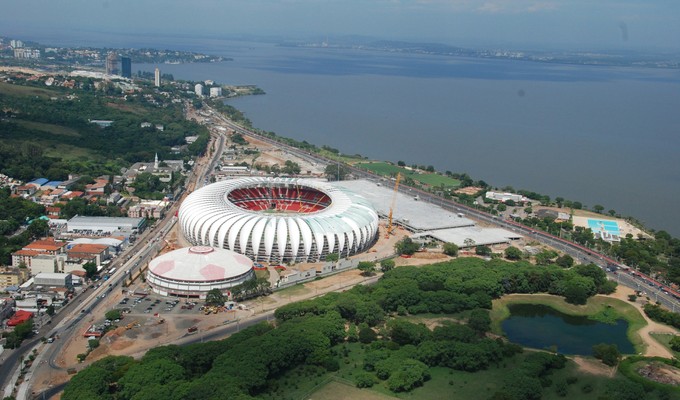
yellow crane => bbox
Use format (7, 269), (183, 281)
(386, 173), (401, 238)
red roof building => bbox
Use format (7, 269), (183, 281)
(7, 310), (33, 326)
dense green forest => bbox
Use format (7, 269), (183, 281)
(0, 80), (209, 181)
(62, 258), (675, 400)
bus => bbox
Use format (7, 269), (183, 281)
(108, 267), (117, 275)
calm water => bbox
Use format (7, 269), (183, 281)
(16, 31), (679, 235)
(502, 304), (634, 355)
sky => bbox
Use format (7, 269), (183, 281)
(1, 0), (679, 51)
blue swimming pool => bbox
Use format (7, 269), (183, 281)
(588, 219), (620, 235)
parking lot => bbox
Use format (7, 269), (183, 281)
(116, 293), (200, 317)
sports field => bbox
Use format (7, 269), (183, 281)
(355, 162), (460, 188)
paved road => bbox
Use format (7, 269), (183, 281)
(212, 108), (680, 311)
(16, 111), (229, 400)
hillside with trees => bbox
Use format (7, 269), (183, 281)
(0, 79), (209, 181)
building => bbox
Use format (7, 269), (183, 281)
(34, 272), (73, 289)
(127, 199), (170, 219)
(66, 243), (110, 265)
(10, 39), (24, 48)
(146, 246), (255, 299)
(106, 52), (119, 75)
(7, 310), (33, 327)
(0, 267), (29, 287)
(13, 48), (40, 59)
(209, 87), (222, 98)
(154, 67), (161, 87)
(11, 239), (68, 268)
(124, 154), (184, 184)
(121, 56), (132, 78)
(485, 191), (528, 204)
(89, 120), (114, 128)
(179, 177), (379, 263)
(66, 216), (146, 237)
(194, 83), (204, 97)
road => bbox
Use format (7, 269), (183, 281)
(1, 108), (228, 400)
(210, 106), (680, 312)
(22, 103), (679, 398)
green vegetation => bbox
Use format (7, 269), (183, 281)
(355, 162), (461, 188)
(0, 188), (45, 264)
(62, 257), (655, 400)
(1, 318), (33, 349)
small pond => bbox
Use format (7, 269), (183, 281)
(501, 304), (635, 355)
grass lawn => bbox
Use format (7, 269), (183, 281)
(354, 162), (460, 188)
(276, 283), (312, 297)
(490, 294), (648, 354)
(14, 119), (81, 137)
(650, 333), (680, 358)
(0, 81), (56, 98)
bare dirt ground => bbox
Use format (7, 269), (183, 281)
(638, 361), (680, 386)
(607, 285), (678, 358)
(572, 356), (617, 377)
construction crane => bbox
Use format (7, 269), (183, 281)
(386, 173), (401, 238)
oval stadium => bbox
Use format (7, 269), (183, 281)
(146, 246), (255, 298)
(178, 177), (379, 263)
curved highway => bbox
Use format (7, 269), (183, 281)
(212, 107), (680, 312)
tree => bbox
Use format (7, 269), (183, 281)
(205, 289), (225, 306)
(83, 261), (97, 279)
(324, 164), (350, 181)
(394, 237), (420, 256)
(355, 372), (375, 388)
(475, 245), (492, 256)
(669, 336), (680, 352)
(497, 203), (507, 212)
(397, 161), (406, 167)
(46, 305), (55, 316)
(357, 261), (376, 276)
(326, 253), (339, 263)
(27, 218), (49, 239)
(442, 243), (459, 257)
(282, 160), (301, 175)
(593, 205), (604, 214)
(504, 246), (523, 260)
(468, 309), (491, 333)
(380, 259), (395, 272)
(592, 343), (620, 366)
(105, 309), (121, 321)
(555, 254), (574, 268)
(359, 326), (378, 343)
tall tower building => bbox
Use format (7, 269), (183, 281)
(154, 67), (161, 87)
(106, 52), (119, 75)
(121, 57), (132, 78)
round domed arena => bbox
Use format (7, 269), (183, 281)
(178, 177), (379, 263)
(146, 246), (255, 299)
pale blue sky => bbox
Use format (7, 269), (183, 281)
(2, 0), (679, 50)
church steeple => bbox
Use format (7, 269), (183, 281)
(154, 153), (159, 169)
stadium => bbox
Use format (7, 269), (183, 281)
(146, 246), (255, 299)
(178, 177), (379, 263)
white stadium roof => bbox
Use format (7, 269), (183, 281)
(179, 178), (379, 262)
(148, 246), (253, 283)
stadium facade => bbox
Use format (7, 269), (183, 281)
(146, 246), (255, 299)
(178, 177), (379, 263)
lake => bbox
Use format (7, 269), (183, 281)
(501, 303), (634, 355)
(18, 30), (677, 235)
(132, 41), (680, 236)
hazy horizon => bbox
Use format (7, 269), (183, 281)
(1, 0), (679, 52)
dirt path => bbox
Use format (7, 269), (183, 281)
(572, 356), (617, 377)
(608, 285), (678, 358)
